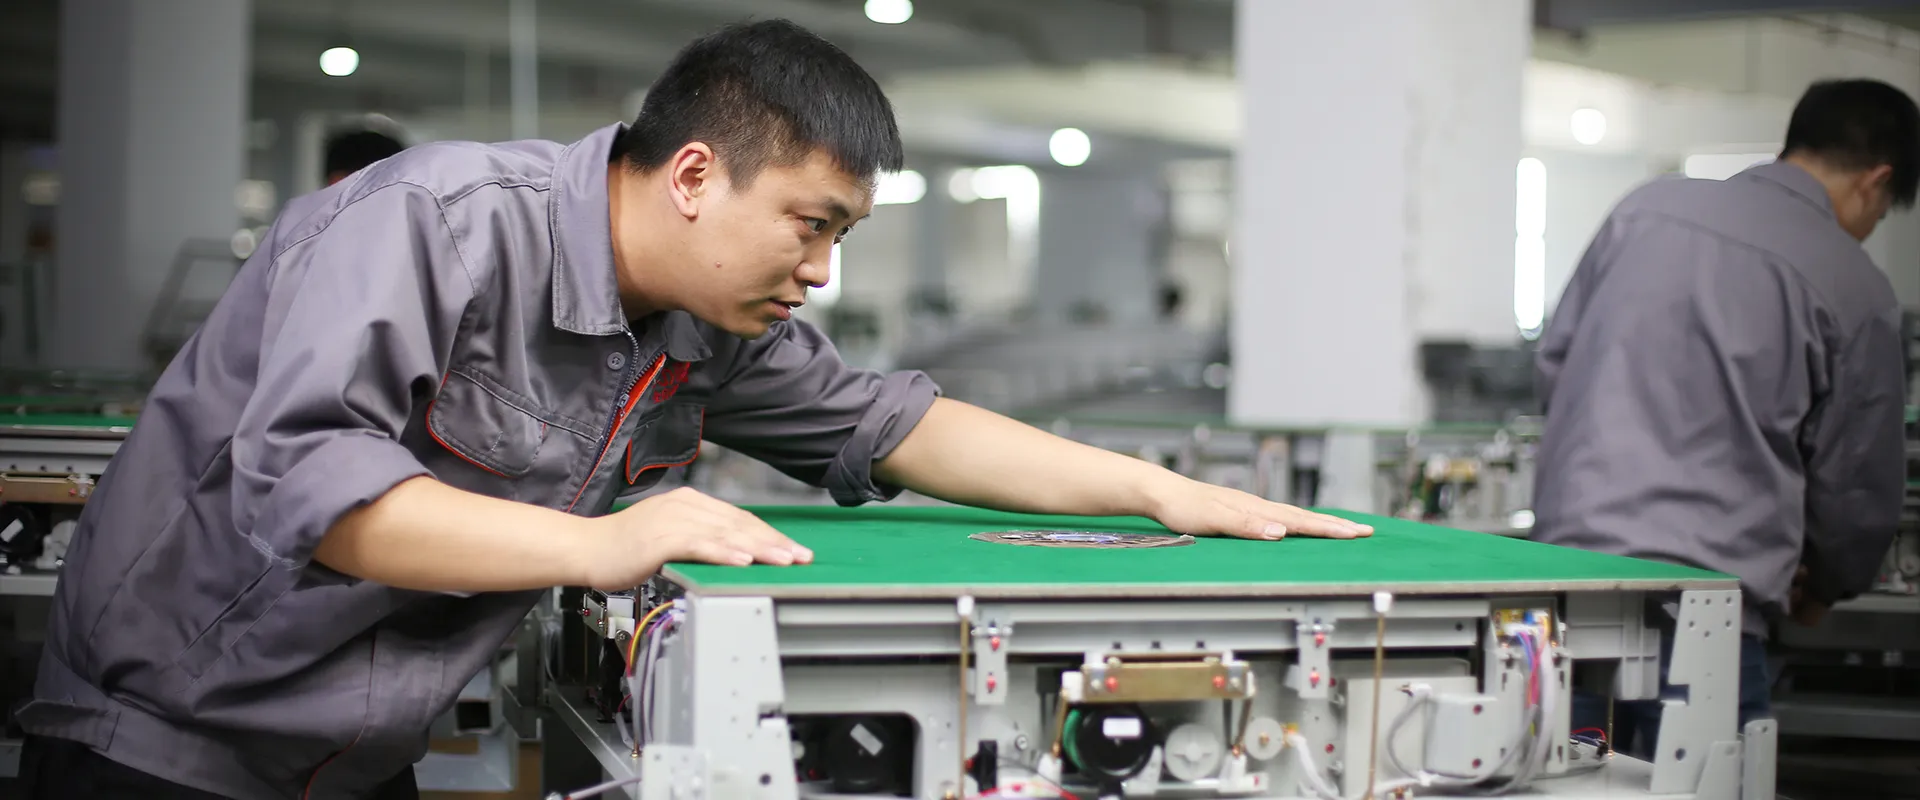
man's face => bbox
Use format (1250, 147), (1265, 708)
(682, 149), (872, 338)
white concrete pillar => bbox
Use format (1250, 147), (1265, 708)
(1034, 171), (1162, 325)
(1229, 0), (1530, 428)
(912, 177), (954, 306)
(50, 0), (251, 371)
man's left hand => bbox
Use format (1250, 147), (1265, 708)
(1151, 478), (1373, 541)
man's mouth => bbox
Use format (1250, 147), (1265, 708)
(768, 299), (803, 320)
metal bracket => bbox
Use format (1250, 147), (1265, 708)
(638, 745), (708, 800)
(1291, 609), (1335, 699)
(0, 472), (92, 505)
(1741, 718), (1777, 800)
(1650, 589), (1741, 795)
(1080, 651), (1251, 703)
(971, 608), (1012, 705)
(650, 595), (796, 800)
(1692, 738), (1743, 800)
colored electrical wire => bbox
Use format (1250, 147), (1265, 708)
(626, 600), (674, 675)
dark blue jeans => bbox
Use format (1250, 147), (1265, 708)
(1571, 625), (1772, 760)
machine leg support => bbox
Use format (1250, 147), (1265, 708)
(1741, 718), (1777, 800)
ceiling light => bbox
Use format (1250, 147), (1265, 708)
(874, 170), (926, 205)
(970, 165), (1038, 201)
(947, 169), (978, 203)
(320, 47), (360, 77)
(865, 0), (912, 24)
(1049, 127), (1091, 167)
(1569, 108), (1606, 146)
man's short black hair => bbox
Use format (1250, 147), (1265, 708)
(612, 19), (904, 188)
(324, 129), (407, 179)
(1781, 78), (1920, 208)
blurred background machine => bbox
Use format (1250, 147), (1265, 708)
(0, 373), (136, 775)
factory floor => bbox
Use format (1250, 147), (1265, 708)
(1777, 737), (1920, 800)
(419, 740), (545, 800)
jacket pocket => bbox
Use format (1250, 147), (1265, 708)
(174, 563), (285, 681)
(625, 404), (705, 488)
(427, 368), (552, 478)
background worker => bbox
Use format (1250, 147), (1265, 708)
(1531, 78), (1917, 757)
(323, 127), (408, 187)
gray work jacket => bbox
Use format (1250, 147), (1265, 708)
(19, 123), (938, 798)
(1533, 161), (1906, 637)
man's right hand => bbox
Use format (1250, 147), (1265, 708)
(578, 487), (813, 591)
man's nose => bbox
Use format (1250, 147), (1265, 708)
(797, 246), (833, 288)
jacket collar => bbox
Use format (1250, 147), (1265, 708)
(1735, 160), (1837, 220)
(548, 123), (710, 363)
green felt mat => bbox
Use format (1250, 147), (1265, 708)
(665, 505), (1729, 597)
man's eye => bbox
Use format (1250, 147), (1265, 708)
(803, 218), (828, 234)
(833, 227), (852, 244)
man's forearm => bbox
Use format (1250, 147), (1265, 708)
(314, 476), (599, 593)
(873, 398), (1181, 518)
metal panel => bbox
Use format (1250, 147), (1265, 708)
(771, 598), (1483, 658)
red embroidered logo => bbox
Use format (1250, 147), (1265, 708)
(651, 361), (692, 403)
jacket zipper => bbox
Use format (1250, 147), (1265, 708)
(599, 329), (644, 450)
(566, 331), (665, 514)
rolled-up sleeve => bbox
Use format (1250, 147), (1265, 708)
(233, 184), (475, 566)
(1799, 308), (1907, 604)
(702, 320), (939, 505)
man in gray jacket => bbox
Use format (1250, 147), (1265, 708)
(14, 19), (1369, 800)
(1533, 78), (1915, 758)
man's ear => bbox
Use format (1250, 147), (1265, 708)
(667, 143), (719, 220)
(1862, 163), (1895, 195)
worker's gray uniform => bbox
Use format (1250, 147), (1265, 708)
(18, 123), (939, 798)
(1534, 160), (1907, 638)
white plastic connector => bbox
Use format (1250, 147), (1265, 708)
(1373, 591), (1394, 615)
(957, 595), (975, 618)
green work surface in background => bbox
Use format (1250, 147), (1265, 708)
(664, 505), (1731, 599)
(0, 413), (137, 430)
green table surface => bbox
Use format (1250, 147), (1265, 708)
(664, 505), (1732, 599)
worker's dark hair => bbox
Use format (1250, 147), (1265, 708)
(1781, 78), (1920, 208)
(324, 129), (407, 179)
(611, 19), (904, 188)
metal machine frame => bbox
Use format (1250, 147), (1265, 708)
(544, 571), (1776, 800)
